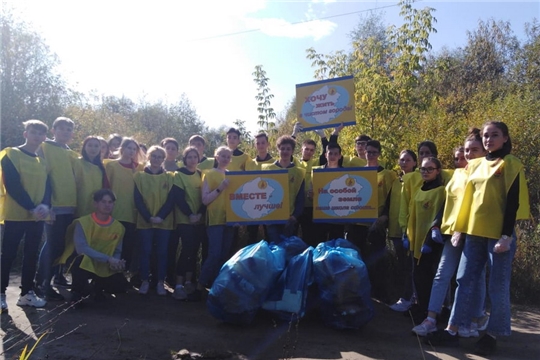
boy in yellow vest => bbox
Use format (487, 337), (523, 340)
(1, 120), (51, 312)
(36, 117), (78, 301)
(66, 189), (127, 307)
(225, 128), (250, 171)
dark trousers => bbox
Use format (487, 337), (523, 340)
(176, 224), (205, 277)
(36, 214), (73, 286)
(167, 226), (182, 284)
(298, 207), (317, 247)
(120, 221), (138, 272)
(246, 224), (268, 245)
(1, 221), (44, 295)
(71, 256), (128, 296)
(314, 223), (345, 245)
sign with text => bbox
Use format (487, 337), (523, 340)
(296, 75), (356, 131)
(225, 170), (290, 225)
(312, 167), (378, 223)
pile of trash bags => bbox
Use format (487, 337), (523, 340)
(207, 237), (374, 329)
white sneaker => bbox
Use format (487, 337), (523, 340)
(458, 326), (479, 338)
(173, 285), (187, 300)
(1, 293), (7, 313)
(390, 298), (412, 312)
(16, 291), (47, 308)
(156, 282), (167, 296)
(139, 281), (150, 295)
(412, 318), (437, 336)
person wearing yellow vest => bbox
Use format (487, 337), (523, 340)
(428, 122), (530, 356)
(105, 138), (145, 275)
(245, 132), (274, 244)
(107, 133), (123, 159)
(189, 146), (233, 301)
(133, 146), (175, 296)
(161, 137), (183, 171)
(171, 147), (206, 300)
(388, 149), (417, 312)
(188, 135), (214, 171)
(413, 129), (488, 337)
(73, 136), (110, 218)
(1, 120), (51, 312)
(341, 134), (370, 168)
(35, 117), (78, 301)
(407, 157), (446, 325)
(262, 136), (306, 244)
(67, 189), (128, 308)
(225, 127), (250, 171)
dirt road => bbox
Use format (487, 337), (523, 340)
(1, 274), (539, 360)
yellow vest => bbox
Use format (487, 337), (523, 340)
(133, 171), (174, 230)
(228, 152), (250, 171)
(105, 161), (144, 223)
(376, 169), (398, 217)
(342, 155), (367, 168)
(0, 148), (48, 221)
(296, 157), (318, 207)
(407, 185), (446, 259)
(41, 141), (78, 207)
(245, 156), (275, 171)
(203, 169), (227, 225)
(388, 178), (403, 238)
(73, 158), (104, 217)
(440, 168), (467, 235)
(61, 215), (125, 277)
(198, 158), (215, 171)
(173, 170), (203, 225)
(455, 155), (530, 239)
(262, 163), (306, 216)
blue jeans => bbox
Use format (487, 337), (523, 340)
(449, 234), (516, 336)
(36, 214), (73, 286)
(199, 225), (233, 287)
(139, 228), (170, 282)
(428, 240), (486, 317)
(1, 221), (44, 295)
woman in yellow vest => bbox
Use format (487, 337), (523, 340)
(171, 147), (206, 300)
(189, 146), (232, 301)
(407, 157), (446, 324)
(388, 149), (417, 312)
(428, 122), (530, 356)
(67, 189), (127, 307)
(133, 146), (175, 296)
(104, 138), (144, 273)
(74, 136), (110, 218)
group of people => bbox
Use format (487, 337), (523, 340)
(0, 116), (528, 356)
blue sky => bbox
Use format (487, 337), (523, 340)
(7, 1), (540, 134)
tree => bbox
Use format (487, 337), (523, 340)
(1, 12), (72, 148)
(253, 65), (277, 134)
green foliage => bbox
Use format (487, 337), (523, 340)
(253, 65), (277, 134)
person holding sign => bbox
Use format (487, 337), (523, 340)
(190, 146), (233, 301)
(245, 132), (274, 244)
(262, 136), (305, 244)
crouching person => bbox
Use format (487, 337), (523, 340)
(61, 189), (128, 307)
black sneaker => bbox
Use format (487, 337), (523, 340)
(37, 286), (64, 301)
(425, 329), (459, 347)
(53, 274), (71, 288)
(474, 334), (496, 356)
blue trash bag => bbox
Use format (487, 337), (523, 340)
(312, 238), (374, 329)
(207, 240), (286, 324)
(262, 247), (314, 320)
(270, 235), (309, 262)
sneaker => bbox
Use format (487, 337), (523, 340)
(139, 281), (150, 295)
(1, 293), (7, 313)
(37, 285), (64, 301)
(53, 274), (71, 288)
(476, 314), (490, 331)
(17, 291), (47, 308)
(389, 298), (412, 312)
(412, 319), (437, 336)
(173, 285), (187, 300)
(474, 334), (496, 356)
(183, 282), (195, 295)
(156, 282), (167, 296)
(458, 326), (479, 338)
(425, 329), (459, 347)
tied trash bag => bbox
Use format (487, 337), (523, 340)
(272, 235), (309, 262)
(262, 246), (313, 320)
(207, 240), (285, 324)
(313, 238), (374, 329)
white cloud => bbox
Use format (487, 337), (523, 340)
(243, 17), (336, 40)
